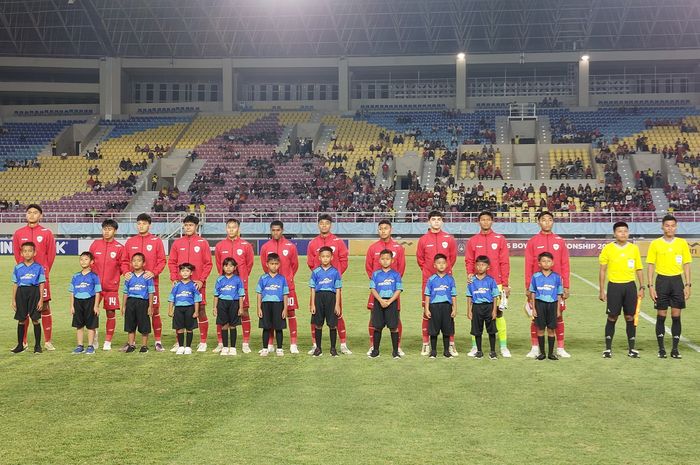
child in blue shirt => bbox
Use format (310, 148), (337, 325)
(256, 253), (289, 357)
(168, 262), (202, 355)
(368, 249), (403, 359)
(309, 246), (342, 357)
(424, 254), (457, 359)
(121, 253), (155, 353)
(466, 255), (500, 360)
(528, 252), (564, 361)
(213, 257), (245, 356)
(69, 251), (102, 355)
(11, 242), (46, 354)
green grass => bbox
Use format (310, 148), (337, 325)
(1, 256), (698, 465)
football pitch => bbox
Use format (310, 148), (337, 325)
(0, 255), (698, 465)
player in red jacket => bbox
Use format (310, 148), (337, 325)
(12, 204), (56, 350)
(260, 220), (300, 353)
(365, 219), (406, 356)
(465, 211), (511, 357)
(89, 219), (124, 351)
(120, 213), (167, 351)
(416, 210), (457, 356)
(214, 218), (254, 353)
(306, 214), (351, 354)
(524, 211), (571, 358)
(168, 214), (213, 351)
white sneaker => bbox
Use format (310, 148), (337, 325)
(557, 347), (571, 358)
(289, 344), (299, 354)
(366, 347), (373, 356)
(420, 343), (430, 356)
(501, 347), (512, 358)
(175, 346), (185, 355)
(228, 348), (237, 356)
(196, 342), (207, 353)
(260, 349), (269, 357)
(340, 343), (352, 355)
(212, 343), (223, 353)
(170, 343), (180, 353)
(467, 347), (478, 357)
(241, 343), (251, 354)
(449, 344), (459, 357)
(307, 344), (317, 355)
(184, 347), (192, 355)
(276, 348), (284, 357)
(398, 347), (405, 357)
(526, 346), (540, 358)
(220, 347), (229, 356)
(44, 342), (56, 351)
(102, 341), (112, 351)
(267, 344), (274, 352)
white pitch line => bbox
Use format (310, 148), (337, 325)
(572, 272), (700, 353)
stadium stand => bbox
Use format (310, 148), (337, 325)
(0, 121), (81, 171)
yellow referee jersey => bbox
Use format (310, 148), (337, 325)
(646, 237), (693, 277)
(599, 242), (642, 283)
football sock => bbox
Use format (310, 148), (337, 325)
(671, 316), (681, 351)
(625, 320), (636, 350)
(198, 314), (208, 344)
(314, 328), (322, 349)
(337, 317), (346, 344)
(368, 323), (375, 347)
(310, 324), (316, 346)
(230, 328), (237, 348)
(656, 315), (666, 350)
(489, 333), (497, 352)
(556, 318), (565, 349)
(185, 331), (193, 347)
(33, 323), (42, 348)
(221, 328), (229, 347)
(276, 328), (283, 349)
(475, 335), (483, 352)
(242, 316), (252, 344)
(105, 310), (116, 342)
(177, 332), (184, 346)
(41, 310), (52, 342)
(422, 318), (430, 344)
(397, 320), (403, 347)
(430, 335), (437, 353)
(442, 335), (450, 353)
(548, 336), (556, 356)
(16, 323), (23, 346)
(390, 331), (399, 354)
(330, 328), (337, 350)
(151, 308), (162, 342)
(373, 329), (382, 353)
(496, 316), (507, 348)
(530, 322), (539, 347)
(605, 319), (616, 350)
(262, 329), (270, 350)
(537, 335), (545, 354)
(287, 309), (297, 345)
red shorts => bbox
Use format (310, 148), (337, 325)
(199, 284), (207, 306)
(242, 284), (250, 309)
(287, 289), (298, 310)
(43, 278), (51, 302)
(100, 291), (120, 311)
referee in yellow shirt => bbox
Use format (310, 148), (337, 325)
(599, 222), (645, 358)
(646, 214), (692, 359)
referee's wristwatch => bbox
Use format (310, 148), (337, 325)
(685, 283), (692, 288)
(647, 284), (654, 289)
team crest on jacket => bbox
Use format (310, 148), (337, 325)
(194, 246), (201, 253)
(146, 244), (153, 251)
(491, 243), (498, 250)
(37, 236), (43, 243)
(110, 252), (117, 259)
(441, 241), (447, 248)
(553, 243), (560, 250)
(237, 249), (243, 255)
(283, 250), (289, 256)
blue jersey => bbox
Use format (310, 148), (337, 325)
(12, 262), (46, 287)
(214, 274), (245, 301)
(466, 274), (500, 304)
(309, 266), (342, 292)
(69, 271), (102, 300)
(169, 281), (202, 306)
(256, 273), (289, 302)
(369, 269), (403, 299)
(123, 272), (156, 300)
(424, 273), (457, 304)
(529, 271), (563, 303)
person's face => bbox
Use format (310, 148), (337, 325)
(21, 245), (35, 261)
(378, 223), (392, 240)
(539, 256), (554, 271)
(183, 222), (197, 236)
(136, 220), (151, 235)
(318, 219), (332, 235)
(102, 226), (116, 241)
(26, 208), (41, 225)
(428, 216), (443, 231)
(434, 258), (447, 272)
(131, 256), (145, 270)
(319, 250), (333, 266)
(538, 215), (554, 232)
(80, 255), (93, 269)
(613, 226), (629, 243)
(226, 221), (240, 238)
(223, 262), (236, 275)
(475, 261), (489, 274)
(478, 215), (493, 232)
(270, 225), (283, 240)
(662, 220), (677, 237)
(267, 260), (281, 273)
(180, 268), (193, 280)
(379, 253), (393, 269)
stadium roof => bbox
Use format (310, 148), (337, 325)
(1, 0), (700, 59)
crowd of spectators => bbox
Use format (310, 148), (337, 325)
(550, 156), (594, 180)
(3, 159), (40, 169)
(666, 183), (700, 211)
(552, 116), (601, 143)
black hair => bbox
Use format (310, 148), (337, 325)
(434, 253), (447, 262)
(270, 220), (284, 229)
(136, 213), (152, 224)
(226, 218), (241, 226)
(222, 257), (238, 268)
(662, 214), (677, 224)
(131, 252), (145, 262)
(318, 213), (333, 223)
(80, 251), (94, 261)
(428, 210), (443, 220)
(378, 219), (392, 227)
(20, 241), (36, 250)
(613, 221), (629, 231)
(478, 211), (494, 220)
(475, 255), (490, 265)
(179, 262), (195, 272)
(26, 204), (42, 214)
(183, 214), (199, 225)
(379, 249), (393, 258)
(537, 210), (554, 220)
(267, 253), (281, 262)
(101, 219), (119, 230)
(318, 246), (333, 255)
(538, 252), (554, 261)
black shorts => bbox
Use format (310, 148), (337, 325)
(654, 274), (686, 310)
(72, 296), (99, 329)
(428, 302), (454, 336)
(216, 299), (241, 326)
(124, 297), (151, 334)
(312, 291), (338, 328)
(470, 302), (497, 336)
(371, 299), (399, 330)
(606, 281), (638, 317)
(534, 300), (558, 330)
(259, 301), (287, 330)
(14, 286), (41, 322)
(173, 305), (197, 331)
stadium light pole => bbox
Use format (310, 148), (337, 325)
(578, 54), (590, 107)
(456, 53), (467, 110)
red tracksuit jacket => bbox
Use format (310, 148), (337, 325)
(89, 238), (124, 292)
(465, 230), (510, 286)
(169, 234), (213, 284)
(365, 238), (406, 278)
(214, 236), (254, 282)
(416, 229), (457, 283)
(260, 238), (299, 291)
(524, 231), (570, 289)
(306, 233), (348, 274)
(13, 224), (56, 277)
(120, 233), (167, 284)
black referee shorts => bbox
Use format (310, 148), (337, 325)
(125, 297), (151, 334)
(312, 291), (338, 328)
(606, 281), (638, 317)
(14, 286), (41, 322)
(654, 275), (686, 310)
(259, 301), (286, 330)
(173, 305), (197, 331)
(371, 299), (399, 330)
(72, 296), (99, 329)
(216, 299), (241, 326)
(534, 300), (558, 330)
(470, 302), (497, 336)
(428, 302), (454, 337)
